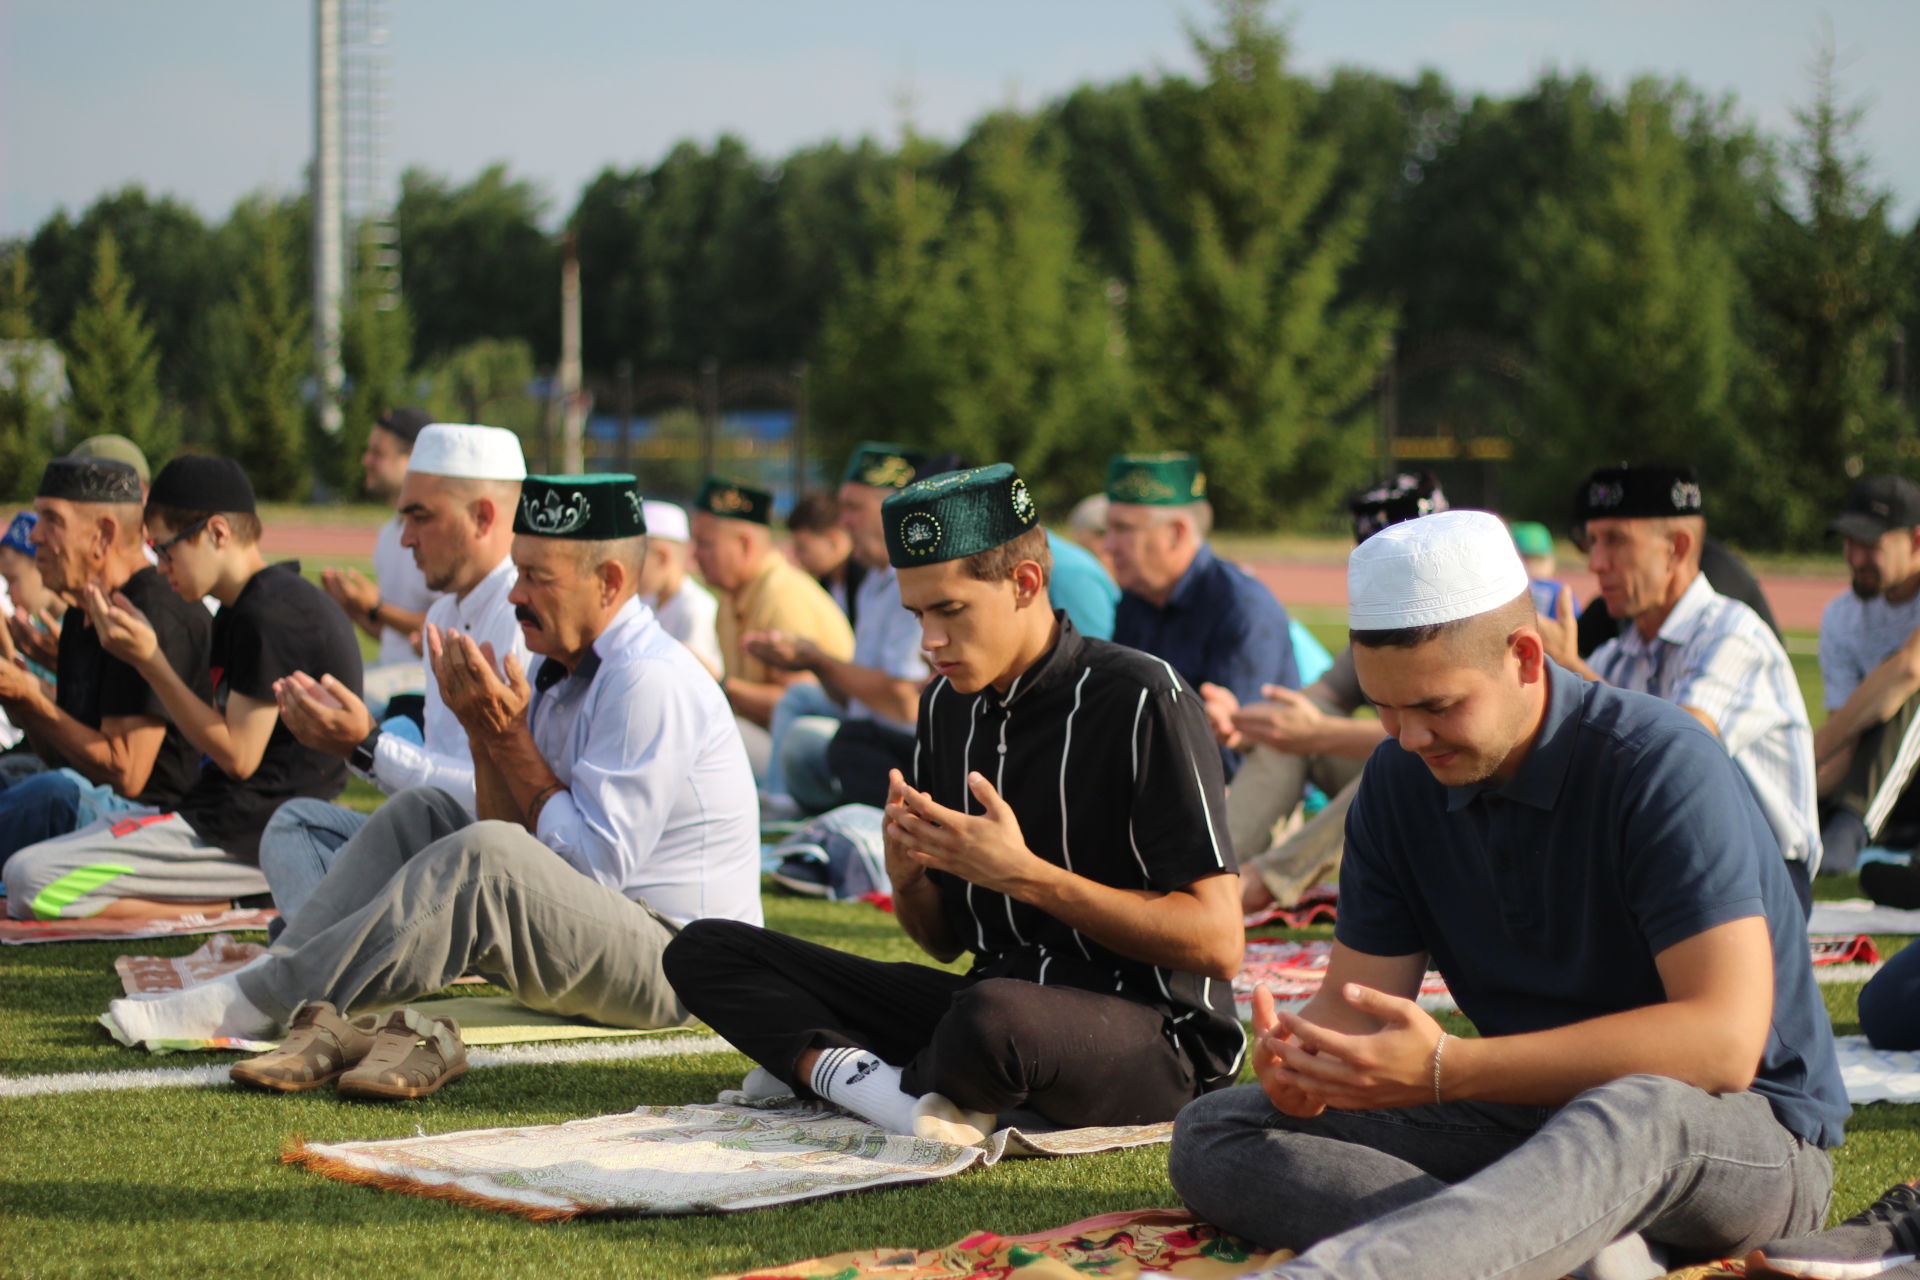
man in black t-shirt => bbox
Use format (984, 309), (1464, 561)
(0, 459), (210, 874)
(665, 464), (1244, 1143)
(4, 457), (361, 920)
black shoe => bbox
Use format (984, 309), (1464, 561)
(769, 854), (832, 898)
(1748, 1182), (1920, 1278)
(1861, 860), (1920, 909)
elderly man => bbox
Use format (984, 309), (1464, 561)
(106, 474), (762, 1063)
(752, 442), (932, 815)
(320, 407), (438, 673)
(1541, 464), (1820, 908)
(0, 460), (212, 871)
(1103, 452), (1297, 776)
(667, 464), (1243, 1141)
(637, 499), (722, 676)
(1230, 473), (1447, 913)
(258, 425), (527, 919)
(1169, 510), (1846, 1280)
(692, 476), (854, 777)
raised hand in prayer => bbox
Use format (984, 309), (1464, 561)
(1536, 585), (1582, 670)
(273, 670), (375, 758)
(1249, 986), (1327, 1119)
(1231, 685), (1329, 755)
(320, 566), (380, 617)
(886, 769), (1042, 896)
(0, 653), (43, 703)
(1265, 982), (1448, 1113)
(1197, 682), (1243, 750)
(743, 629), (822, 674)
(83, 583), (158, 667)
(427, 623), (530, 743)
(10, 606), (60, 669)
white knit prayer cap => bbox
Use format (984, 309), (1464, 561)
(407, 425), (527, 481)
(1348, 510), (1530, 630)
(642, 500), (690, 543)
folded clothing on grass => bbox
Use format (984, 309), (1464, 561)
(1809, 899), (1920, 934)
(286, 1096), (1173, 1220)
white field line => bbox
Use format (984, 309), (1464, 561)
(1, 1032), (729, 1099)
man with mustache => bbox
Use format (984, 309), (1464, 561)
(258, 424), (527, 920)
(1809, 475), (1920, 899)
(1170, 510), (1846, 1280)
(105, 474), (762, 1065)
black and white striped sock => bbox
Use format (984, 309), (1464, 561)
(808, 1046), (917, 1134)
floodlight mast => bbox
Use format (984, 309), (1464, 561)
(313, 0), (345, 436)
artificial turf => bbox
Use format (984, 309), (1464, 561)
(1, 879), (1914, 1280)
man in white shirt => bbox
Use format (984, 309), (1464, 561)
(751, 443), (933, 814)
(107, 473), (762, 1047)
(257, 424), (528, 918)
(1811, 476), (1920, 895)
(322, 407), (438, 674)
(637, 500), (722, 676)
(1541, 464), (1820, 909)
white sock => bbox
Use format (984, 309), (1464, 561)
(106, 971), (278, 1046)
(809, 1047), (917, 1134)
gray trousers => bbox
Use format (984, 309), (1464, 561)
(236, 787), (694, 1031)
(1169, 1076), (1831, 1280)
(1227, 745), (1365, 906)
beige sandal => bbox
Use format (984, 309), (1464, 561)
(335, 1009), (467, 1101)
(229, 1001), (380, 1092)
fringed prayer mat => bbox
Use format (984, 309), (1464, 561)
(0, 903), (278, 945)
(285, 1100), (1172, 1220)
(711, 1208), (1279, 1279)
(115, 932), (267, 993)
(1835, 1034), (1920, 1104)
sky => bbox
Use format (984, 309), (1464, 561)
(2, 0), (1917, 238)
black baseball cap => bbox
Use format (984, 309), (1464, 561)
(1830, 475), (1920, 541)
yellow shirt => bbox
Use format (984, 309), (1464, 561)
(715, 551), (855, 683)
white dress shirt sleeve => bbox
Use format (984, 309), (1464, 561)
(369, 732), (477, 811)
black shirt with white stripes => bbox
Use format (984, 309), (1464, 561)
(913, 613), (1246, 1090)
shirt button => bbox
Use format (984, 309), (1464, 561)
(996, 744), (1007, 755)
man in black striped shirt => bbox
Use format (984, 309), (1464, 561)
(665, 463), (1244, 1142)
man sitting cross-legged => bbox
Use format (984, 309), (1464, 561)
(106, 474), (762, 1052)
(258, 423), (527, 920)
(1167, 510), (1848, 1280)
(665, 464), (1245, 1143)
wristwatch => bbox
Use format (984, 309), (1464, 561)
(367, 597), (385, 628)
(349, 726), (383, 776)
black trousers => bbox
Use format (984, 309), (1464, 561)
(826, 719), (917, 808)
(664, 918), (1200, 1126)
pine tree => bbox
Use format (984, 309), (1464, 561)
(0, 253), (56, 500)
(208, 202), (311, 499)
(1124, 0), (1393, 527)
(340, 238), (416, 497)
(64, 229), (173, 464)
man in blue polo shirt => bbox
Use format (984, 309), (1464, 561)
(1104, 452), (1296, 775)
(1168, 510), (1847, 1280)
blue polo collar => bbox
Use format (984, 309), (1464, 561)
(1444, 660), (1583, 813)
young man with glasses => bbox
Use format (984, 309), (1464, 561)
(3, 457), (363, 920)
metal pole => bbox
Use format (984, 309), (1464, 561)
(617, 359), (634, 475)
(313, 0), (345, 437)
(559, 232), (584, 473)
(790, 360), (808, 501)
(699, 357), (719, 481)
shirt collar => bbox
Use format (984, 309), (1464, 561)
(1443, 660), (1584, 813)
(454, 554), (516, 628)
(1652, 571), (1716, 645)
(994, 612), (1083, 708)
(531, 596), (644, 693)
(1162, 542), (1217, 611)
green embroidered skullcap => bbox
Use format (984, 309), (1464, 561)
(883, 463), (1038, 568)
(1509, 520), (1554, 559)
(514, 474), (646, 539)
(842, 441), (927, 490)
(1106, 452), (1207, 506)
(695, 476), (773, 526)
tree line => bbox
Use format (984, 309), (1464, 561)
(2, 0), (1915, 548)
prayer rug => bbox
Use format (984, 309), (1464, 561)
(1834, 1034), (1920, 1104)
(709, 1208), (1279, 1279)
(285, 1099), (1173, 1220)
(0, 903), (278, 945)
(1809, 899), (1920, 935)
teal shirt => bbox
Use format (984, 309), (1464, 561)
(1045, 531), (1119, 640)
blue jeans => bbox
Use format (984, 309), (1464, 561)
(0, 768), (142, 861)
(765, 682), (843, 799)
(257, 798), (370, 922)
(1169, 1075), (1830, 1279)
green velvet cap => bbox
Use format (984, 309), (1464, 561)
(1509, 520), (1554, 559)
(883, 463), (1038, 568)
(695, 476), (773, 526)
(1106, 452), (1206, 506)
(514, 474), (646, 539)
(841, 441), (927, 490)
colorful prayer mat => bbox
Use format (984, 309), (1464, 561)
(0, 904), (278, 945)
(286, 1100), (1173, 1220)
(710, 1208), (1279, 1279)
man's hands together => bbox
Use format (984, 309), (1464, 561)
(426, 623), (530, 743)
(1250, 983), (1449, 1116)
(882, 767), (1051, 898)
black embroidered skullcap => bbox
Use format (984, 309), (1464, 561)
(38, 457), (144, 505)
(1106, 452), (1207, 506)
(1573, 464), (1703, 526)
(514, 474), (646, 539)
(1349, 470), (1450, 544)
(68, 433), (151, 484)
(695, 476), (773, 526)
(375, 406), (433, 446)
(148, 456), (256, 513)
(883, 463), (1038, 568)
(842, 442), (927, 490)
